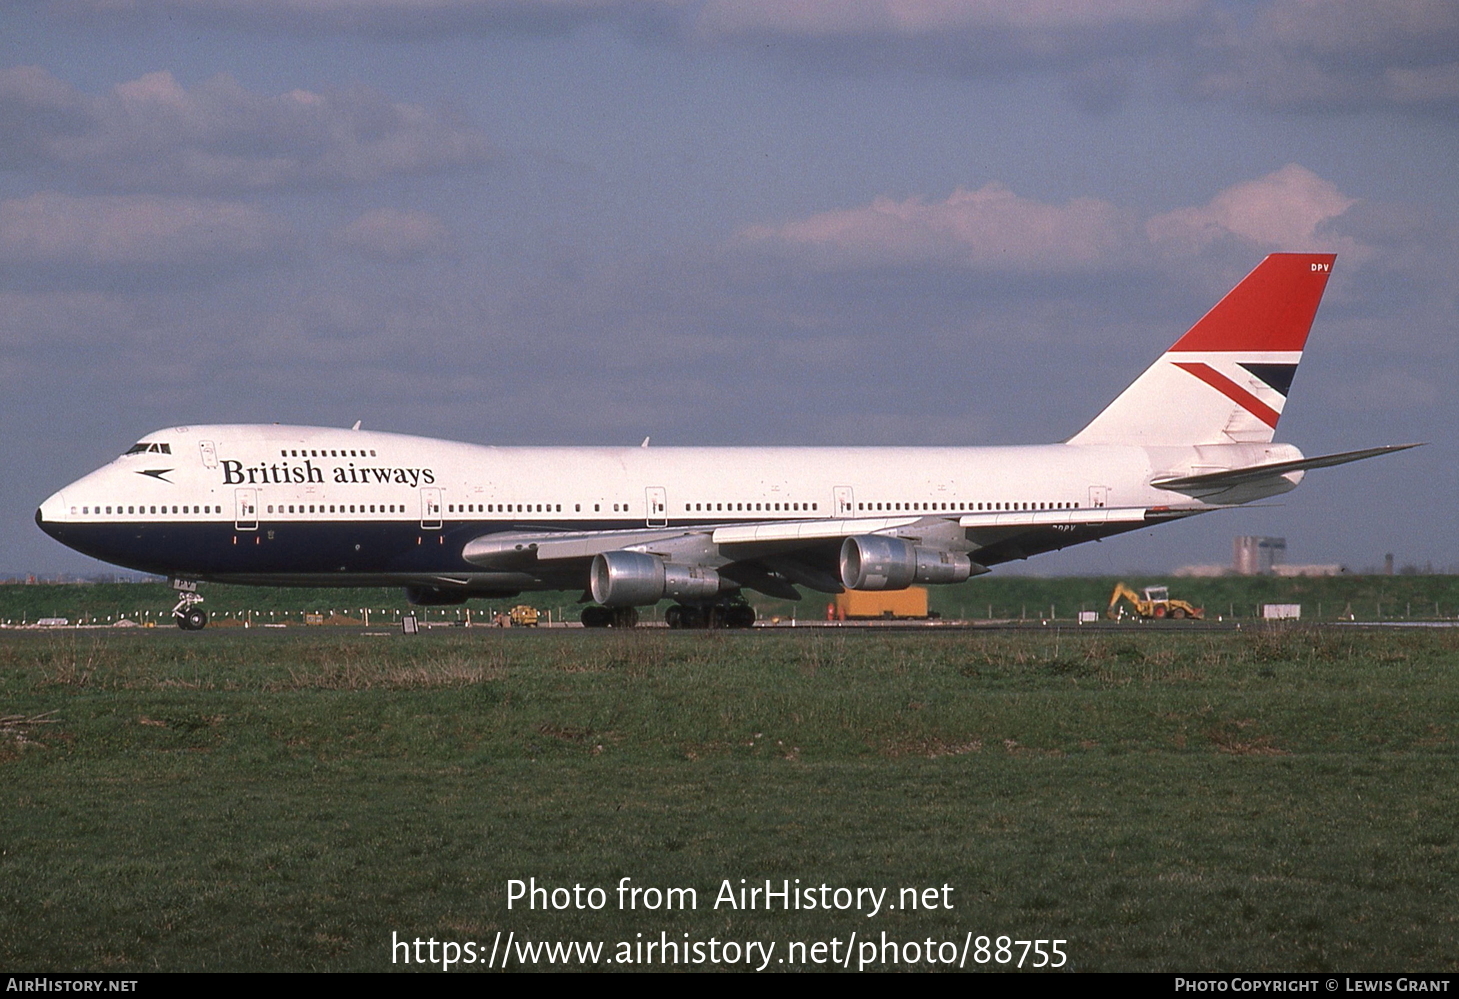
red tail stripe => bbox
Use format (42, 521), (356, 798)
(1171, 253), (1335, 353)
(1173, 362), (1281, 429)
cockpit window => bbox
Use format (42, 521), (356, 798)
(124, 442), (172, 455)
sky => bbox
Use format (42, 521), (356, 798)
(4, 0), (1457, 578)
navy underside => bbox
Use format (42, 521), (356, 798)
(38, 517), (633, 583)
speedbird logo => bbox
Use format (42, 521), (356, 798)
(221, 459), (436, 487)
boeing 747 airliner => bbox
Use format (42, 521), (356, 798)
(36, 254), (1415, 628)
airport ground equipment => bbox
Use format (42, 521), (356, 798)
(1107, 583), (1205, 621)
(832, 587), (930, 620)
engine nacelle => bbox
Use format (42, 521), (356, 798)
(590, 550), (723, 607)
(839, 535), (974, 590)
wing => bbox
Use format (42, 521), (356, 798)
(460, 504), (1204, 600)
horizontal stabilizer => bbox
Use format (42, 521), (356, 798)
(1151, 444), (1422, 491)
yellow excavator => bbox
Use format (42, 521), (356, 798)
(1107, 583), (1205, 621)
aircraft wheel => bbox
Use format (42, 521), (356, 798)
(665, 606), (683, 629)
(180, 607), (208, 631)
(726, 604), (756, 629)
(677, 605), (702, 629)
(581, 606), (612, 628)
(610, 607), (639, 628)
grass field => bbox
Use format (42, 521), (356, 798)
(2, 625), (1455, 972)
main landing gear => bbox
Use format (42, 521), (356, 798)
(580, 601), (756, 629)
(171, 579), (208, 631)
(665, 602), (755, 629)
(580, 606), (639, 628)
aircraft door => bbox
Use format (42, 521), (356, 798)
(420, 488), (442, 529)
(199, 441), (218, 469)
(646, 486), (667, 527)
(234, 489), (258, 531)
(833, 486), (854, 517)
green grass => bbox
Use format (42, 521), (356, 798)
(1, 627), (1456, 971)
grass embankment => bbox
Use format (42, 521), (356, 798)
(5, 574), (1459, 626)
(1, 627), (1455, 971)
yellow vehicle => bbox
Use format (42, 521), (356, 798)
(509, 604), (540, 627)
(1107, 583), (1204, 621)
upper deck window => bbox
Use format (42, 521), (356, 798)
(124, 442), (172, 456)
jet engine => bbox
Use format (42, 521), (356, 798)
(590, 550), (724, 607)
(839, 535), (974, 590)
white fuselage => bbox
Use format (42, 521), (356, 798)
(36, 424), (1300, 592)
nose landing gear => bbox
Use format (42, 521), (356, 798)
(171, 579), (208, 631)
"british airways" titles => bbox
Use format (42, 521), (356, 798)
(221, 459), (436, 487)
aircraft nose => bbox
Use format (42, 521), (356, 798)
(36, 489), (67, 540)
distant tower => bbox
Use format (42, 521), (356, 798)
(1234, 536), (1286, 576)
(1385, 553), (1395, 576)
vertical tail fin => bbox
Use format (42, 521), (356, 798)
(1068, 253), (1336, 446)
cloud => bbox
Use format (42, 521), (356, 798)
(334, 208), (453, 261)
(701, 0), (1459, 111)
(740, 183), (1133, 272)
(741, 165), (1371, 277)
(0, 192), (294, 271)
(689, 0), (1211, 84)
(28, 1), (1207, 80)
(1145, 164), (1362, 258)
(1192, 0), (1459, 111)
(695, 0), (1202, 39)
(34, 2), (1459, 113)
(41, 0), (685, 35)
(0, 66), (493, 193)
